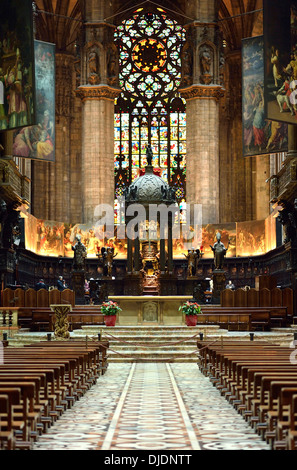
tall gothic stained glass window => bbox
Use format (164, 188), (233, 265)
(114, 8), (187, 218)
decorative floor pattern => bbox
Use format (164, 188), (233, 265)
(33, 363), (270, 451)
(171, 364), (270, 450)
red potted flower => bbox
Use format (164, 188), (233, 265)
(179, 301), (201, 326)
(101, 300), (122, 327)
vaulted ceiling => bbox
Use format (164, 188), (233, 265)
(218, 0), (263, 51)
(34, 0), (83, 51)
(34, 0), (263, 52)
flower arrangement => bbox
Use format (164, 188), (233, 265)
(101, 300), (122, 316)
(179, 301), (201, 316)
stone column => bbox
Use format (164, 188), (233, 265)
(167, 212), (173, 273)
(77, 85), (120, 223)
(76, 8), (120, 224)
(127, 234), (133, 274)
(159, 214), (166, 275)
(179, 3), (224, 225)
(288, 125), (297, 158)
(134, 235), (140, 273)
(32, 53), (81, 223)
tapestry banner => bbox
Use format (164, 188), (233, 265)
(242, 35), (288, 156)
(0, 0), (35, 131)
(13, 40), (56, 161)
(264, 0), (297, 125)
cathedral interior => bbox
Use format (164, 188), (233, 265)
(1, 0), (297, 453)
(1, 0), (295, 295)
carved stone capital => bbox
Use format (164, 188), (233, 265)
(179, 84), (225, 102)
(76, 85), (121, 102)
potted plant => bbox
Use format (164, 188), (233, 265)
(179, 301), (201, 326)
(101, 300), (122, 326)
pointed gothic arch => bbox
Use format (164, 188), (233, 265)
(113, 6), (188, 212)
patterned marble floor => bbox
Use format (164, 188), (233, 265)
(32, 363), (270, 451)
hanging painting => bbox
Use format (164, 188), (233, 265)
(242, 36), (288, 156)
(0, 0), (35, 130)
(264, 0), (297, 125)
(12, 40), (55, 161)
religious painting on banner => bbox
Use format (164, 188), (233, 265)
(264, 0), (297, 125)
(23, 211), (38, 254)
(265, 212), (277, 253)
(0, 0), (35, 130)
(242, 36), (288, 157)
(12, 40), (55, 161)
(36, 220), (64, 257)
(201, 224), (236, 259)
(63, 223), (127, 259)
(236, 220), (266, 257)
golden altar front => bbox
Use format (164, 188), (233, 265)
(108, 296), (192, 325)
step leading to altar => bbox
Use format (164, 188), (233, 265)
(4, 325), (296, 363)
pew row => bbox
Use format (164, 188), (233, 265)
(197, 340), (297, 450)
(15, 306), (105, 331)
(0, 339), (109, 450)
(196, 306), (288, 331)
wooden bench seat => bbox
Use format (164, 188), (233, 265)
(197, 340), (297, 450)
(0, 340), (109, 450)
(18, 307), (105, 331)
(198, 306), (287, 330)
(286, 394), (297, 450)
(0, 381), (36, 447)
(0, 392), (19, 450)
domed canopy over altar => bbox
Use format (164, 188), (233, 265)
(125, 162), (177, 284)
(124, 164), (177, 206)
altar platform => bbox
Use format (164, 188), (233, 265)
(108, 296), (192, 325)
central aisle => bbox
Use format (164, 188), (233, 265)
(33, 363), (270, 451)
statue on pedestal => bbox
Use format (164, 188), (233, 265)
(100, 247), (117, 277)
(146, 144), (153, 166)
(106, 247), (117, 276)
(210, 232), (229, 271)
(211, 270), (226, 304)
(183, 248), (200, 277)
(72, 235), (87, 271)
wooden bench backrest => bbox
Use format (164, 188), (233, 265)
(61, 289), (75, 307)
(271, 287), (283, 307)
(37, 289), (49, 307)
(234, 288), (247, 307)
(259, 288), (271, 307)
(25, 288), (37, 307)
(282, 287), (294, 316)
(14, 288), (25, 307)
(247, 288), (259, 307)
(49, 289), (61, 305)
(0, 394), (9, 413)
(221, 289), (234, 307)
(1, 288), (14, 308)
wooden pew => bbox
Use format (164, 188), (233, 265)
(0, 381), (36, 447)
(286, 394), (297, 450)
(0, 393), (17, 450)
(0, 339), (109, 449)
(273, 387), (297, 449)
(197, 340), (297, 449)
(21, 307), (105, 331)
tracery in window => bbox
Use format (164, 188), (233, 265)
(114, 9), (187, 215)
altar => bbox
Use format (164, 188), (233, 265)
(108, 296), (192, 325)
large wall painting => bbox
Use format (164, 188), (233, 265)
(264, 0), (297, 125)
(201, 224), (236, 259)
(242, 35), (288, 156)
(236, 220), (266, 257)
(22, 212), (277, 261)
(0, 0), (35, 131)
(12, 40), (55, 161)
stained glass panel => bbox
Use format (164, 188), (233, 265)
(114, 9), (187, 212)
